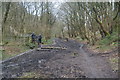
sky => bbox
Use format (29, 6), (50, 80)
(24, 2), (62, 17)
(1, 0), (117, 2)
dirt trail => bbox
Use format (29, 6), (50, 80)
(54, 38), (117, 78)
(2, 38), (117, 78)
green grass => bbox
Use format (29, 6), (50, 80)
(2, 37), (54, 60)
(99, 32), (118, 46)
(42, 38), (54, 45)
(96, 32), (118, 52)
(2, 45), (29, 60)
(25, 42), (37, 49)
(2, 52), (17, 60)
(46, 38), (53, 44)
(2, 39), (30, 60)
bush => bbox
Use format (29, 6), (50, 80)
(99, 32), (118, 45)
(42, 38), (53, 45)
(25, 42), (36, 49)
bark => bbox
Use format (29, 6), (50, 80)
(113, 2), (120, 21)
(3, 2), (11, 24)
(93, 7), (108, 38)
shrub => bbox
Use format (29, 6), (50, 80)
(99, 32), (118, 45)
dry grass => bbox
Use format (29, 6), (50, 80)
(20, 71), (48, 78)
(2, 40), (29, 60)
(109, 53), (118, 72)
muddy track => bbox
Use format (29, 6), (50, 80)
(2, 38), (117, 78)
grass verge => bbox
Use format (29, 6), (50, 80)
(2, 38), (54, 60)
(2, 39), (30, 60)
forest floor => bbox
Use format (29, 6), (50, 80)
(2, 38), (118, 78)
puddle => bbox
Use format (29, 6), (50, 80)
(6, 63), (19, 68)
(38, 59), (46, 64)
(38, 59), (46, 69)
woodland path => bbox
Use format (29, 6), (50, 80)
(2, 38), (117, 78)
